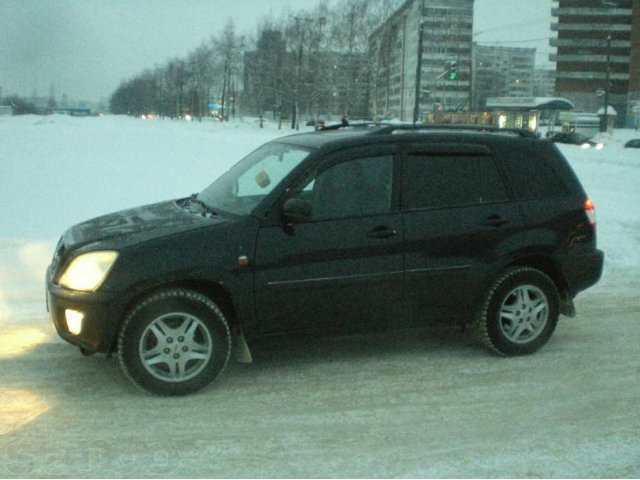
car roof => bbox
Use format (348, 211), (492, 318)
(273, 124), (541, 151)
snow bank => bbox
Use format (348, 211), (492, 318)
(0, 114), (286, 238)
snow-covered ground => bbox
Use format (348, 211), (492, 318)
(0, 115), (638, 477)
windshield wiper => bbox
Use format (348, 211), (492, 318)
(188, 194), (217, 215)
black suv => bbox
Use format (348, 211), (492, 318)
(46, 125), (604, 395)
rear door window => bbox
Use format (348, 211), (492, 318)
(402, 154), (508, 210)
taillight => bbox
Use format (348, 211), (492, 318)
(584, 197), (596, 226)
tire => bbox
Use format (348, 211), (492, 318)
(476, 267), (560, 356)
(117, 289), (231, 395)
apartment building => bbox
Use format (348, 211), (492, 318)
(533, 69), (557, 98)
(472, 44), (536, 110)
(551, 0), (637, 126)
(369, 0), (474, 122)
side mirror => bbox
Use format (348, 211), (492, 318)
(282, 197), (312, 223)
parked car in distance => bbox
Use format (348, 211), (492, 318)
(624, 138), (640, 148)
(550, 132), (604, 149)
(46, 124), (604, 395)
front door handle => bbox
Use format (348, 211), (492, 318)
(367, 226), (398, 239)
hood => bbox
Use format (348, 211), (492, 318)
(62, 200), (223, 249)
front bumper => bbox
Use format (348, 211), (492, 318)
(46, 266), (124, 353)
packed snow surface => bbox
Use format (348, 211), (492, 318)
(0, 115), (638, 477)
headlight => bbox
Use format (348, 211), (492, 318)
(58, 251), (119, 292)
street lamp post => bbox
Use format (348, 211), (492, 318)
(292, 16), (314, 130)
(603, 32), (612, 132)
(413, 1), (425, 124)
(600, 0), (620, 132)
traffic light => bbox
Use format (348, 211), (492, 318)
(448, 61), (458, 81)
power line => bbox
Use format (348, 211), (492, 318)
(476, 36), (554, 44)
(473, 16), (551, 37)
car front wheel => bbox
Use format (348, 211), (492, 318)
(476, 267), (560, 356)
(117, 289), (231, 395)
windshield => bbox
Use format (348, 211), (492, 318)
(197, 142), (311, 216)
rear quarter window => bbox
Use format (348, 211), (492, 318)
(496, 142), (572, 199)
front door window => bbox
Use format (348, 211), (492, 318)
(301, 155), (393, 220)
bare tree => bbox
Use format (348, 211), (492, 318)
(165, 59), (188, 118)
(108, 1), (408, 123)
(213, 19), (244, 121)
(187, 44), (216, 120)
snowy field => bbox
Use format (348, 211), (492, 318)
(0, 115), (638, 477)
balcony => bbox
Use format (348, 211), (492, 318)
(551, 7), (631, 17)
(551, 7), (632, 17)
(554, 71), (629, 81)
(551, 23), (631, 32)
(549, 54), (630, 64)
(550, 38), (631, 48)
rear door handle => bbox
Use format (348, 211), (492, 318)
(484, 215), (508, 228)
(367, 226), (398, 239)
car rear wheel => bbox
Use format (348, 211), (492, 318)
(476, 267), (559, 356)
(117, 289), (231, 395)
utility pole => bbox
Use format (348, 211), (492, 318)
(292, 16), (313, 130)
(413, 0), (425, 124)
(312, 17), (327, 122)
(295, 32), (302, 130)
(601, 0), (620, 132)
(604, 32), (612, 132)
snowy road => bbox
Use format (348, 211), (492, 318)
(1, 291), (638, 478)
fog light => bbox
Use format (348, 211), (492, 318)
(65, 309), (84, 335)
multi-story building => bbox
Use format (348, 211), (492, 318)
(551, 0), (637, 126)
(369, 0), (474, 122)
(533, 69), (557, 98)
(472, 44), (536, 110)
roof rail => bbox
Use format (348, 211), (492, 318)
(316, 121), (380, 131)
(370, 124), (539, 139)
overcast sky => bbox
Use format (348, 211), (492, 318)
(0, 0), (555, 103)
